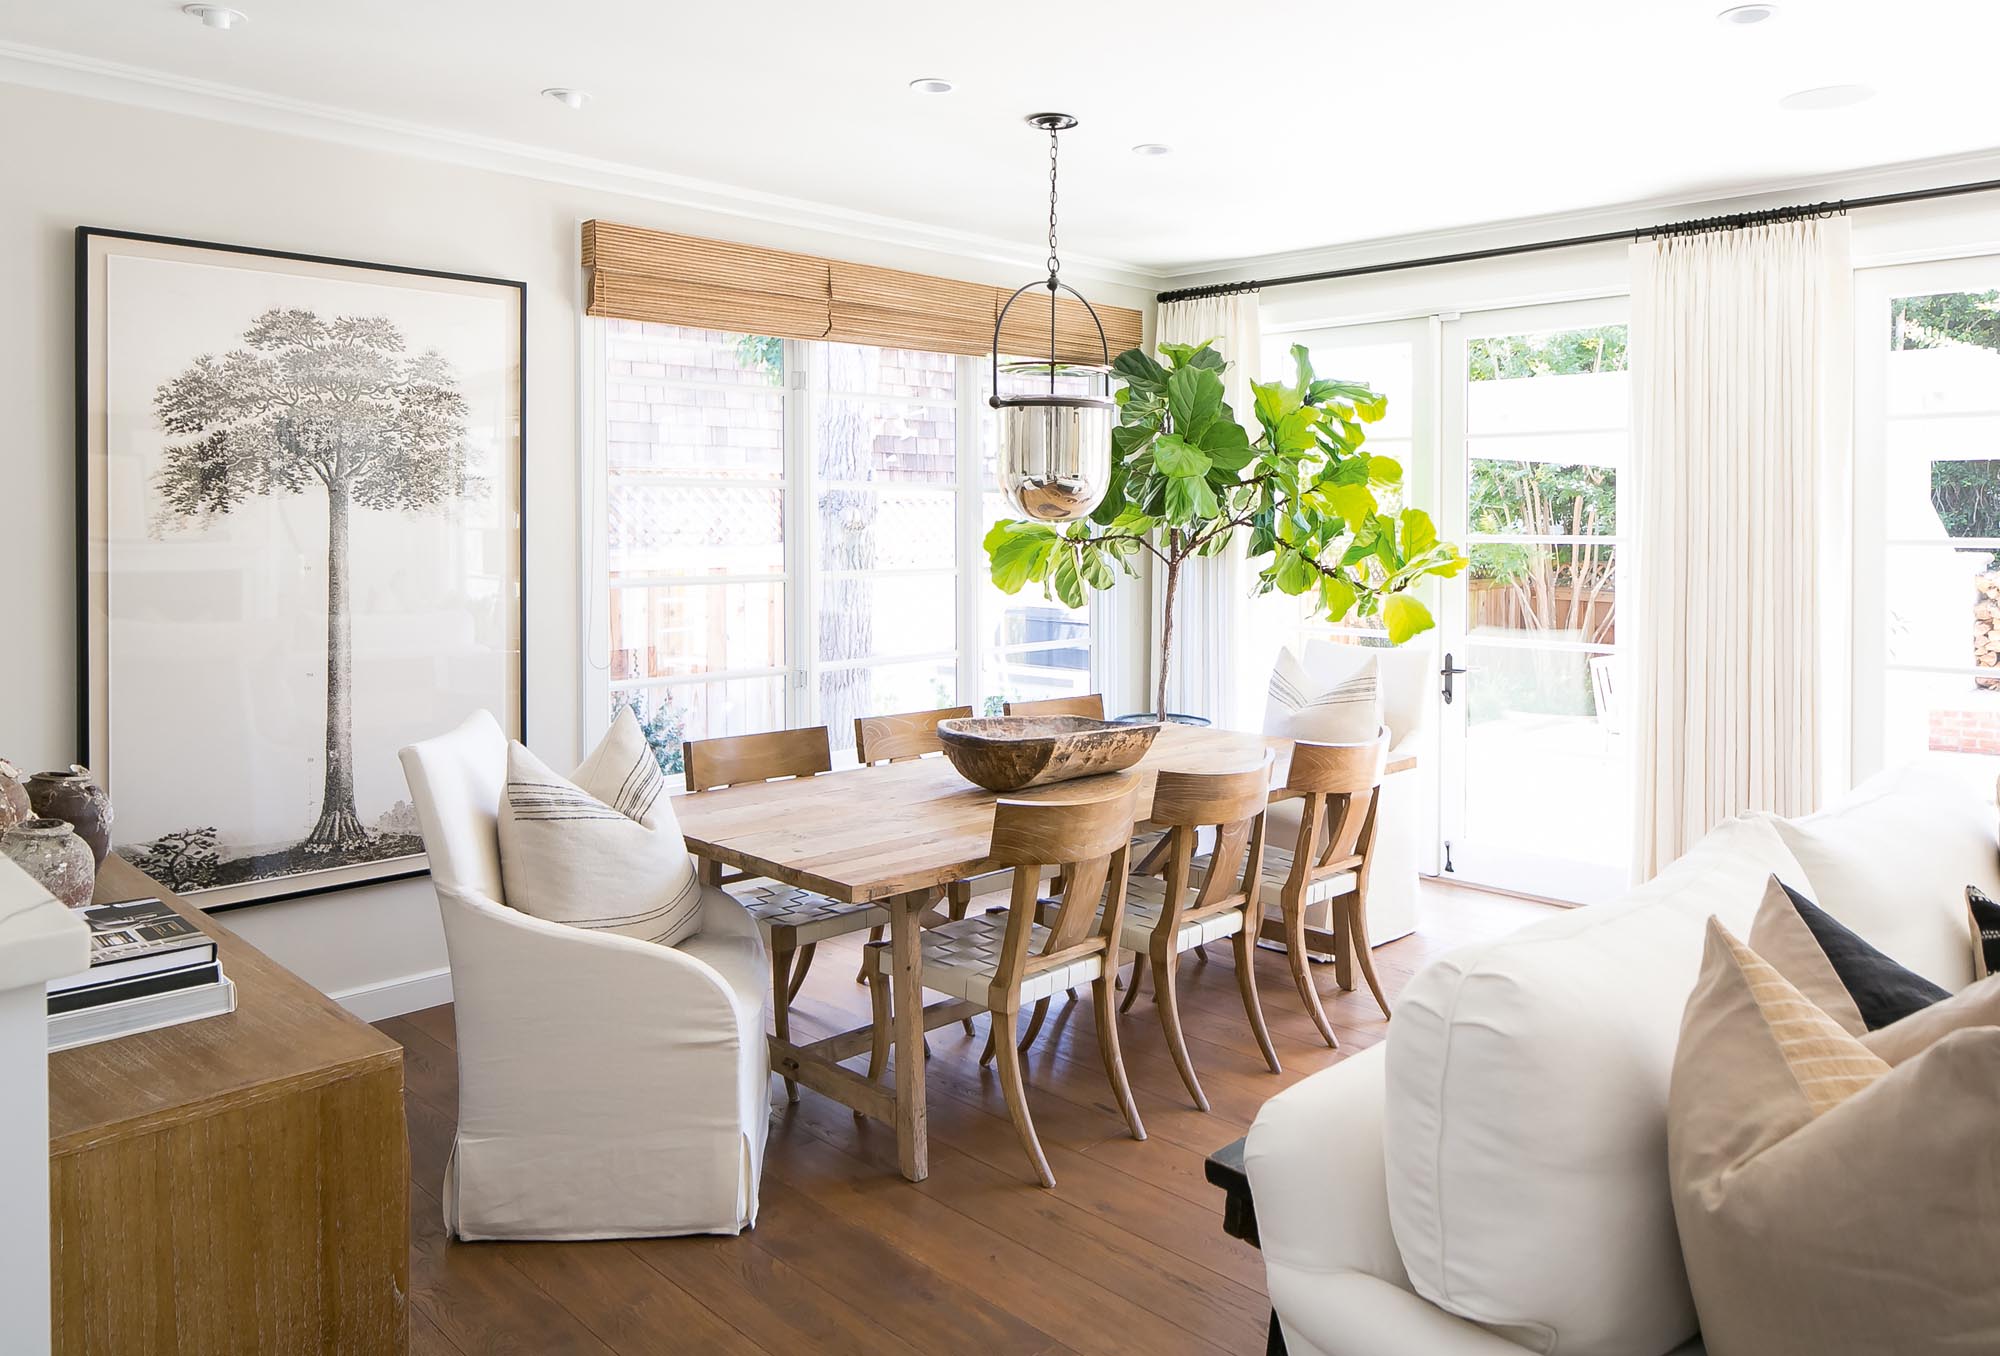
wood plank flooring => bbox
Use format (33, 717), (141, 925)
(377, 883), (1554, 1356)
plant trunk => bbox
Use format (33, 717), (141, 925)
(304, 479), (365, 855)
(1156, 554), (1181, 721)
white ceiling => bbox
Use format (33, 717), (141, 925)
(5, 0), (1999, 277)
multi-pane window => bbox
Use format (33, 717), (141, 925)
(594, 321), (1098, 771)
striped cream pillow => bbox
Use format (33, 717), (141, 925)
(496, 706), (704, 946)
(1264, 645), (1380, 744)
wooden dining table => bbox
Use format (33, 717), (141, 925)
(672, 722), (1412, 1181)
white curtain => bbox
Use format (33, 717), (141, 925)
(1629, 217), (1852, 879)
(1151, 293), (1263, 722)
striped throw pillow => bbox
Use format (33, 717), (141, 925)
(496, 706), (704, 946)
(1264, 645), (1381, 744)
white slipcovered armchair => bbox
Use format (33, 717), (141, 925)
(1264, 638), (1431, 945)
(399, 710), (770, 1240)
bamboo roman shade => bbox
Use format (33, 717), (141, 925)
(582, 220), (1144, 365)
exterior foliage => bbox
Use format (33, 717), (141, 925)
(984, 341), (1467, 716)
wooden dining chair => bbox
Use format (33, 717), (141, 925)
(863, 776), (1147, 1187)
(1255, 729), (1393, 1047)
(1002, 693), (1106, 719)
(683, 726), (888, 1100)
(1116, 755), (1281, 1110)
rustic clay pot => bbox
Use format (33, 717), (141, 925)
(1, 818), (96, 907)
(27, 766), (114, 866)
(0, 760), (29, 833)
(935, 715), (1161, 792)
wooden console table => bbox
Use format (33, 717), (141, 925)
(47, 858), (409, 1356)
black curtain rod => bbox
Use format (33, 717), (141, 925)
(1155, 175), (2000, 305)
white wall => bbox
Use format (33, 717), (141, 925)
(0, 80), (1155, 1016)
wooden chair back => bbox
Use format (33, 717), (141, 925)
(1280, 728), (1391, 887)
(1150, 756), (1275, 930)
(683, 726), (833, 792)
(854, 705), (975, 766)
(984, 777), (1140, 1003)
(1002, 693), (1106, 720)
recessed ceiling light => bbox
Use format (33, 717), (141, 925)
(542, 88), (590, 110)
(1779, 83), (1876, 111)
(1717, 3), (1778, 24)
(1131, 143), (1173, 157)
(181, 4), (246, 29)
(908, 77), (954, 95)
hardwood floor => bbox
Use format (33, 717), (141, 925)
(377, 883), (1554, 1356)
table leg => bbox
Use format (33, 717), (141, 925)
(889, 888), (932, 1181)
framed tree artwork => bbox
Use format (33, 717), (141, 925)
(76, 228), (525, 910)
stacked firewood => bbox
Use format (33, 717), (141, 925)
(1976, 573), (2000, 690)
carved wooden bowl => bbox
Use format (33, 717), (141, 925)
(934, 716), (1161, 792)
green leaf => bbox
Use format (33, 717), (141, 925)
(1166, 364), (1225, 439)
(1382, 593), (1434, 644)
(1153, 432), (1211, 479)
(1290, 343), (1316, 391)
(1253, 381), (1301, 431)
(1187, 343), (1227, 371)
(1324, 481), (1377, 529)
(1051, 546), (1084, 608)
(1369, 455), (1403, 485)
(1195, 414), (1250, 455)
(1274, 548), (1318, 596)
(1318, 575), (1357, 623)
(1399, 507), (1438, 559)
(1079, 543), (1116, 590)
(985, 521), (1057, 592)
(1110, 348), (1168, 392)
(1164, 475), (1219, 521)
(1275, 406), (1319, 453)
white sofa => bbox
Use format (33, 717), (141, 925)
(1246, 763), (1994, 1356)
(400, 710), (771, 1240)
(1264, 639), (1433, 946)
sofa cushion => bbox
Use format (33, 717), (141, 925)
(1669, 919), (2000, 1356)
(1384, 815), (1809, 1356)
(1266, 644), (1380, 745)
(1749, 876), (1950, 1032)
(1763, 763), (1994, 992)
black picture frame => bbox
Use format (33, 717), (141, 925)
(75, 227), (528, 911)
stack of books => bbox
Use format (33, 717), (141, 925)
(48, 896), (236, 1052)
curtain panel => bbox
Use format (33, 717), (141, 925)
(1629, 216), (1853, 879)
(1152, 293), (1264, 723)
(581, 220), (1143, 364)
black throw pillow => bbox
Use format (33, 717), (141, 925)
(1969, 886), (2000, 981)
(1778, 882), (1951, 1030)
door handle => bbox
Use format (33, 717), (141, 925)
(1441, 652), (1471, 705)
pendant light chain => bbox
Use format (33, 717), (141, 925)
(1047, 125), (1061, 283)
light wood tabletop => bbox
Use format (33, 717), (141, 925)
(673, 722), (1412, 1181)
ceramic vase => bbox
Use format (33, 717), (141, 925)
(1, 818), (96, 907)
(27, 766), (114, 867)
(0, 759), (29, 833)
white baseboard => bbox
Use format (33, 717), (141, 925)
(331, 966), (454, 1023)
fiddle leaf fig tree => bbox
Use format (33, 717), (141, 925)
(984, 340), (1468, 719)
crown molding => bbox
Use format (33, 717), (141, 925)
(0, 39), (1167, 293)
(1152, 144), (2000, 287)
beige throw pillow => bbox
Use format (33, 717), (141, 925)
(496, 707), (704, 946)
(1669, 917), (2000, 1355)
(1265, 645), (1380, 745)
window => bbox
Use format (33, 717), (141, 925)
(588, 321), (1100, 771)
(1855, 261), (2000, 791)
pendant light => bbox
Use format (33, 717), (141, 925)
(991, 113), (1116, 524)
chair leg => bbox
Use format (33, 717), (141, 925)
(1091, 973), (1146, 1143)
(1016, 996), (1051, 1054)
(1233, 924), (1282, 1074)
(866, 958), (891, 1084)
(1152, 949), (1208, 1112)
(945, 885), (975, 1035)
(1345, 898), (1392, 1020)
(1284, 899), (1340, 1050)
(1120, 951), (1148, 1014)
(855, 924), (885, 984)
(771, 938), (799, 1102)
(785, 942), (817, 1005)
(992, 1010), (1055, 1188)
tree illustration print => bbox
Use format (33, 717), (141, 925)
(152, 308), (472, 858)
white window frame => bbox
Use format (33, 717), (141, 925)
(579, 321), (1105, 770)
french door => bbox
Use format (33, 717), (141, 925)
(1435, 298), (1631, 902)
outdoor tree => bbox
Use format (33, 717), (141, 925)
(153, 308), (471, 855)
(985, 341), (1467, 718)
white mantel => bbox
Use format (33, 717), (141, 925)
(0, 858), (89, 1356)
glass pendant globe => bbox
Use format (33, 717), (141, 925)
(994, 394), (1114, 523)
